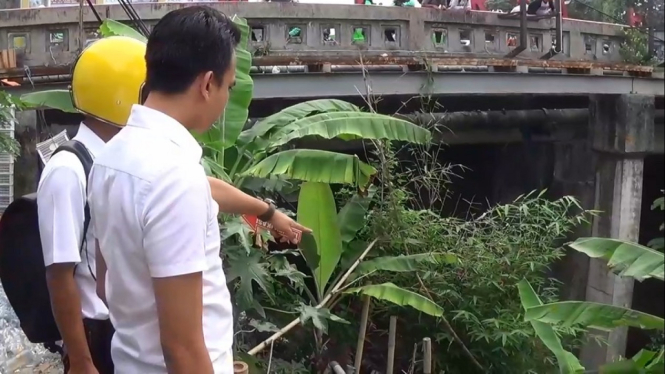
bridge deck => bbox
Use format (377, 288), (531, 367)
(1, 3), (663, 97)
(7, 71), (664, 99)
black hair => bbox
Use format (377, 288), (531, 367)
(145, 6), (241, 94)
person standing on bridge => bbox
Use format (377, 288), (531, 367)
(88, 6), (310, 374)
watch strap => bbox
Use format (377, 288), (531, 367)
(258, 201), (276, 222)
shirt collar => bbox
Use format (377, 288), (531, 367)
(73, 123), (106, 158)
(126, 104), (203, 162)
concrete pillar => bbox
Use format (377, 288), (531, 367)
(581, 94), (655, 368)
(551, 140), (596, 301)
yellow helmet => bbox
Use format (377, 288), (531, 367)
(71, 36), (146, 127)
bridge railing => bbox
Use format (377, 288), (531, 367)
(0, 3), (649, 79)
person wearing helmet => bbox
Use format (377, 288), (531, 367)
(37, 35), (144, 374)
(86, 7), (310, 374)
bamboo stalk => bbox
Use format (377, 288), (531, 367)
(248, 239), (378, 356)
(353, 295), (372, 373)
(422, 338), (432, 374)
(329, 361), (346, 374)
(233, 361), (248, 374)
(386, 316), (397, 374)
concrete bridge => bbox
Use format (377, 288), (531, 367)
(1, 3), (665, 371)
(0, 3), (664, 97)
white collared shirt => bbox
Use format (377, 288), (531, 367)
(37, 123), (109, 321)
(88, 104), (233, 374)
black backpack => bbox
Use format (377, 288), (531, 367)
(0, 140), (93, 345)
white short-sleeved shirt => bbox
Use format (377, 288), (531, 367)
(88, 104), (234, 374)
(37, 123), (109, 321)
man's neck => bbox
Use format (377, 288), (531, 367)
(84, 120), (119, 143)
(143, 93), (195, 131)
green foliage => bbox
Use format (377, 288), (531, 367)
(21, 90), (76, 113)
(99, 19), (147, 42)
(297, 182), (344, 298)
(518, 280), (585, 374)
(349, 144), (593, 373)
(620, 28), (658, 65)
(485, 0), (513, 12)
(649, 193), (664, 251)
(524, 237), (665, 373)
(0, 92), (22, 157)
(568, 237), (664, 281)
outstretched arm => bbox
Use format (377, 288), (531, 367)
(207, 177), (311, 242)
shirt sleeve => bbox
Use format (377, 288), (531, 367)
(37, 162), (86, 267)
(141, 164), (209, 278)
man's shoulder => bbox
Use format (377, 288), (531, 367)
(38, 151), (86, 190)
(94, 132), (198, 185)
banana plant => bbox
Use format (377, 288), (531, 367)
(518, 238), (665, 373)
(199, 98), (432, 193)
(294, 181), (458, 332)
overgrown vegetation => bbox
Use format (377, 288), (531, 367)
(520, 237), (664, 373)
(0, 91), (21, 157)
(620, 28), (659, 65)
(18, 15), (644, 374)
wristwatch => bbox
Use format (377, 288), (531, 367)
(258, 198), (276, 222)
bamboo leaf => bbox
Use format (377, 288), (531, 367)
(344, 283), (444, 317)
(337, 187), (375, 244)
(239, 99), (361, 144)
(356, 253), (458, 275)
(517, 280), (585, 374)
(21, 90), (76, 113)
(98, 19), (147, 42)
(268, 112), (432, 148)
(297, 182), (343, 299)
(241, 150), (376, 188)
(567, 237), (664, 281)
(525, 301), (665, 331)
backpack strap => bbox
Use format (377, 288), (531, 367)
(51, 140), (94, 278)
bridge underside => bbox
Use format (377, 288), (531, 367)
(7, 71), (665, 99)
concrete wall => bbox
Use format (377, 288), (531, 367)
(0, 3), (627, 73)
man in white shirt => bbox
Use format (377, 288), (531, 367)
(36, 35), (149, 374)
(89, 6), (309, 374)
(38, 118), (115, 374)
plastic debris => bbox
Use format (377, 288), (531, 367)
(0, 286), (62, 374)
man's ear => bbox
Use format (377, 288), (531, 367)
(199, 71), (215, 101)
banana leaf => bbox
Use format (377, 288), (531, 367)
(600, 348), (664, 373)
(525, 301), (665, 331)
(337, 187), (375, 244)
(297, 182), (343, 299)
(241, 150), (376, 188)
(99, 19), (147, 42)
(219, 15), (254, 148)
(239, 99), (361, 144)
(517, 280), (584, 374)
(344, 282), (444, 317)
(567, 237), (664, 281)
(21, 90), (77, 113)
(268, 112), (431, 148)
